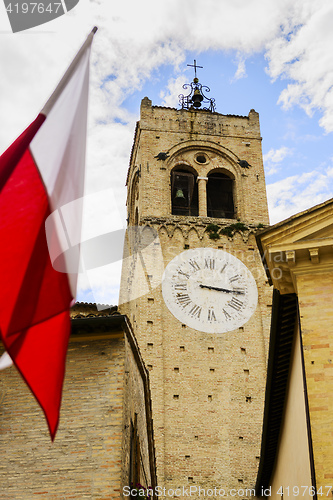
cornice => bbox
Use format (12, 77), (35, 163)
(263, 239), (333, 294)
(140, 216), (265, 244)
(257, 198), (333, 293)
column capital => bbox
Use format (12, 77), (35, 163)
(197, 176), (208, 182)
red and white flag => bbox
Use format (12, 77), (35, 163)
(0, 27), (97, 440)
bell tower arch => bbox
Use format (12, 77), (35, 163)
(171, 165), (199, 216)
(120, 76), (271, 492)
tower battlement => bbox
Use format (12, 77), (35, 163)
(120, 92), (272, 490)
(139, 96), (261, 138)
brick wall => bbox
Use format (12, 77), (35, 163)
(121, 333), (154, 492)
(0, 336), (125, 499)
(127, 99), (269, 227)
(0, 317), (157, 500)
(120, 99), (272, 493)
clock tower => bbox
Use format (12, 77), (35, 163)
(119, 73), (272, 494)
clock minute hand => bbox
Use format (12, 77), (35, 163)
(199, 284), (245, 295)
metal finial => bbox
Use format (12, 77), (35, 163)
(187, 59), (203, 80)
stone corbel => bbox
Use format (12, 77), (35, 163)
(309, 247), (319, 264)
(285, 250), (296, 267)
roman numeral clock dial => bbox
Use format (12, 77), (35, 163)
(162, 249), (258, 334)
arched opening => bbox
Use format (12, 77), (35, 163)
(206, 172), (235, 219)
(171, 168), (198, 216)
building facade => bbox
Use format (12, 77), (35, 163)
(119, 86), (272, 493)
(0, 303), (157, 499)
(256, 198), (333, 499)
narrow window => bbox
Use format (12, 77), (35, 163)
(207, 172), (235, 219)
(171, 169), (198, 216)
(129, 414), (140, 486)
(129, 171), (139, 225)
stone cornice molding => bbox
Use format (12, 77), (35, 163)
(257, 200), (333, 294)
(266, 243), (333, 294)
(140, 216), (262, 243)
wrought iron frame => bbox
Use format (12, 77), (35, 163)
(179, 79), (216, 112)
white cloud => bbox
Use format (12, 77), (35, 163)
(265, 0), (333, 132)
(1, 0), (333, 304)
(264, 146), (293, 175)
(1, 0), (333, 146)
(79, 260), (123, 307)
(160, 75), (187, 108)
(0, 0), (331, 146)
(231, 53), (247, 81)
(267, 166), (333, 223)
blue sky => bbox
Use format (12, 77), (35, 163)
(79, 47), (333, 305)
(102, 43), (333, 224)
(0, 0), (332, 305)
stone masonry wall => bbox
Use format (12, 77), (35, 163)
(120, 98), (272, 496)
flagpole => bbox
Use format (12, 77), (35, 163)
(41, 27), (98, 116)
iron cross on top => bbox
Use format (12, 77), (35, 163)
(187, 59), (203, 79)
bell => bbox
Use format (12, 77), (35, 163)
(192, 89), (203, 108)
(175, 188), (186, 199)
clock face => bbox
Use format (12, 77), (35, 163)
(162, 248), (258, 334)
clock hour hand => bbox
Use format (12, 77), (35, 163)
(199, 284), (245, 295)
